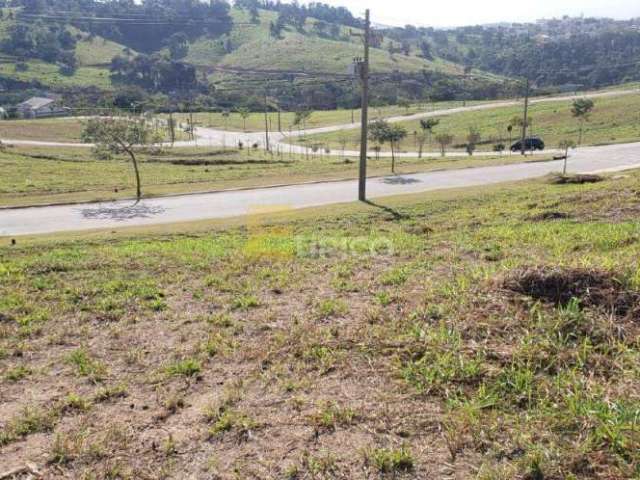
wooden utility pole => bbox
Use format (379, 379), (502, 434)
(358, 9), (371, 201)
(520, 77), (530, 156)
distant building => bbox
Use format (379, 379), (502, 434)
(16, 97), (69, 119)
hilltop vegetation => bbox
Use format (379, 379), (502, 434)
(0, 0), (511, 110)
(0, 1), (637, 111)
(384, 16), (640, 90)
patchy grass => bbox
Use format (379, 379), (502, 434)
(163, 98), (482, 133)
(0, 118), (87, 142)
(0, 61), (111, 89)
(2, 171), (640, 477)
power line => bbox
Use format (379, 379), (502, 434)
(16, 13), (256, 27)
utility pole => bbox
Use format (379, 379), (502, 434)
(357, 9), (371, 201)
(264, 88), (270, 152)
(520, 77), (530, 156)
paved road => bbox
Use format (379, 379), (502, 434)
(5, 88), (638, 158)
(2, 141), (640, 236)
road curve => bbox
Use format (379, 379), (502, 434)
(2, 141), (640, 237)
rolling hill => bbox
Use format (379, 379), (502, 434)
(0, 4), (509, 109)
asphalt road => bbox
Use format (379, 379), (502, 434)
(2, 141), (640, 236)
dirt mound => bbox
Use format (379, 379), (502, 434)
(548, 174), (604, 185)
(502, 266), (640, 318)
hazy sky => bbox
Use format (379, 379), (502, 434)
(312, 0), (640, 27)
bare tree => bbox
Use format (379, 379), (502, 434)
(558, 139), (576, 175)
(236, 107), (250, 131)
(466, 127), (481, 156)
(82, 118), (152, 201)
(435, 133), (454, 157)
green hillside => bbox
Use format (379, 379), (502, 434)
(190, 8), (466, 76)
(0, 5), (503, 96)
(0, 10), (120, 89)
(73, 30), (135, 67)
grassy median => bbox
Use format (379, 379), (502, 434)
(0, 144), (552, 207)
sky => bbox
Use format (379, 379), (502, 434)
(312, 0), (640, 27)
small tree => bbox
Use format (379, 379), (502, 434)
(236, 107), (250, 131)
(368, 120), (407, 173)
(466, 127), (481, 156)
(387, 125), (408, 172)
(571, 98), (594, 146)
(369, 120), (390, 165)
(167, 113), (176, 147)
(168, 32), (189, 60)
(293, 109), (312, 130)
(558, 139), (576, 175)
(435, 133), (453, 157)
(82, 118), (151, 201)
(416, 131), (427, 158)
(506, 124), (513, 153)
(339, 136), (348, 157)
(398, 98), (411, 114)
(420, 118), (439, 150)
(493, 143), (505, 155)
(372, 145), (381, 160)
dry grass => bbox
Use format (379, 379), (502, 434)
(2, 172), (640, 478)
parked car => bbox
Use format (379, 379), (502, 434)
(511, 136), (545, 152)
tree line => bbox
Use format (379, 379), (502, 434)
(383, 17), (640, 89)
(13, 0), (232, 53)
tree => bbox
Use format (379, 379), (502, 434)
(82, 118), (152, 201)
(571, 98), (594, 146)
(558, 139), (576, 175)
(368, 120), (407, 173)
(398, 98), (411, 114)
(249, 6), (260, 24)
(339, 135), (348, 157)
(168, 32), (189, 60)
(293, 109), (312, 130)
(416, 132), (427, 159)
(435, 133), (453, 157)
(167, 114), (176, 147)
(466, 127), (481, 156)
(236, 107), (250, 131)
(493, 143), (505, 155)
(419, 40), (433, 60)
(372, 145), (381, 160)
(506, 124), (514, 153)
(419, 118), (439, 149)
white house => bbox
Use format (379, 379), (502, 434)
(16, 97), (69, 119)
